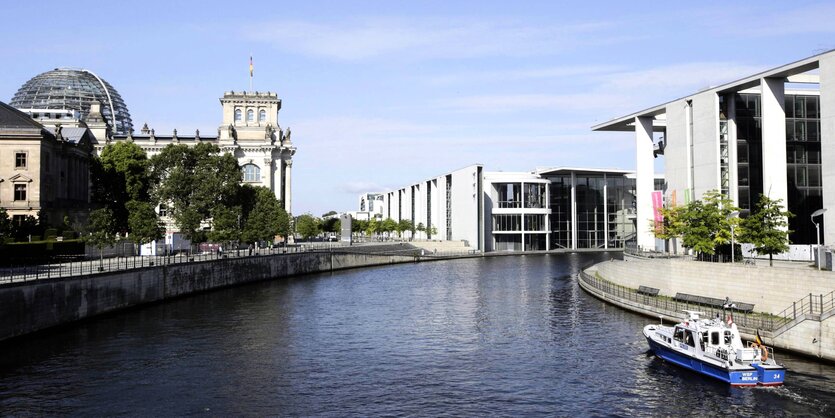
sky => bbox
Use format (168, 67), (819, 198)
(2, 0), (834, 216)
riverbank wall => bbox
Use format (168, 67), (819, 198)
(0, 251), (418, 343)
(581, 258), (835, 361)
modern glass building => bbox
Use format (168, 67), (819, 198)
(10, 68), (133, 135)
(593, 49), (835, 252)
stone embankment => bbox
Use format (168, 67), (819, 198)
(580, 256), (835, 361)
(0, 244), (458, 343)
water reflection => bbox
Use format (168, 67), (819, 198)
(0, 253), (832, 416)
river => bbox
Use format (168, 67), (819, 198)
(0, 253), (832, 416)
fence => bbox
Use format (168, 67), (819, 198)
(0, 242), (479, 285)
(578, 270), (785, 332)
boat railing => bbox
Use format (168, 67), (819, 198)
(577, 270), (783, 332)
(703, 346), (730, 362)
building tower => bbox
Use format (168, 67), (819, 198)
(217, 91), (295, 215)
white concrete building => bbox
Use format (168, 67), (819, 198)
(358, 165), (649, 252)
(593, 49), (835, 250)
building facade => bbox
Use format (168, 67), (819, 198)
(0, 102), (91, 226)
(593, 49), (835, 250)
(359, 165), (646, 252)
(9, 69), (296, 219)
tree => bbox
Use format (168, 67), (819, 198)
(655, 190), (739, 256)
(86, 208), (118, 264)
(126, 200), (164, 247)
(322, 216), (341, 234)
(428, 225), (438, 239)
(242, 187), (289, 245)
(0, 208), (11, 244)
(416, 222), (426, 240)
(398, 219), (414, 239)
(209, 205), (242, 245)
(295, 214), (321, 240)
(739, 194), (793, 266)
(149, 143), (242, 244)
(381, 218), (397, 239)
(321, 210), (337, 218)
(93, 142), (151, 234)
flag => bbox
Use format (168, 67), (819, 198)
(249, 56), (254, 77)
(756, 330), (763, 346)
(726, 314), (733, 326)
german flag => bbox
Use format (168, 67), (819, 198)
(250, 56), (254, 77)
(756, 330), (764, 346)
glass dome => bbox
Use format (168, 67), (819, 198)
(10, 68), (133, 134)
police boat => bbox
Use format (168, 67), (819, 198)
(643, 311), (785, 386)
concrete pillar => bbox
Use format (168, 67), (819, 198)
(603, 173), (609, 249)
(262, 157), (273, 191)
(284, 160), (293, 215)
(821, 54), (835, 245)
(691, 91), (720, 197)
(570, 171), (577, 249)
(760, 77), (789, 214)
(728, 94), (739, 205)
(635, 116), (655, 250)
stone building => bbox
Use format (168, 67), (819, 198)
(0, 101), (92, 226)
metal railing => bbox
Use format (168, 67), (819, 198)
(0, 242), (479, 285)
(772, 290), (835, 329)
(578, 270), (784, 332)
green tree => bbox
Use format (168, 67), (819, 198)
(0, 208), (11, 243)
(242, 187), (289, 245)
(416, 222), (426, 240)
(126, 200), (164, 246)
(398, 219), (414, 240)
(739, 194), (793, 266)
(149, 143), (242, 244)
(656, 190), (739, 256)
(428, 225), (438, 239)
(209, 205), (242, 245)
(381, 218), (397, 239)
(322, 216), (341, 234)
(86, 208), (118, 264)
(93, 142), (151, 234)
(321, 210), (337, 218)
(295, 214), (321, 240)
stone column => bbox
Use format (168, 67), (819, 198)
(821, 54), (835, 245)
(284, 159), (293, 215)
(262, 157), (273, 191)
(635, 116), (655, 251)
(760, 77), (788, 213)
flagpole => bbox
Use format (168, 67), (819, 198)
(249, 54), (253, 92)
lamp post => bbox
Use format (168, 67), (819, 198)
(811, 208), (827, 270)
(728, 211), (740, 263)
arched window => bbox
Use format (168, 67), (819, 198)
(242, 164), (260, 182)
(259, 109), (266, 123)
(247, 109), (254, 122)
(234, 109), (242, 122)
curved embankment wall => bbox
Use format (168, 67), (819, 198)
(596, 257), (833, 314)
(0, 252), (416, 342)
(586, 258), (835, 361)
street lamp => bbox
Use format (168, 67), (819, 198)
(812, 208), (827, 270)
(728, 211), (740, 263)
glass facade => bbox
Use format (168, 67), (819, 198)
(548, 175), (572, 249)
(735, 93), (763, 212)
(606, 176), (636, 247)
(495, 183), (522, 208)
(10, 68), (133, 134)
(524, 183), (546, 208)
(575, 175), (606, 249)
(785, 95), (822, 244)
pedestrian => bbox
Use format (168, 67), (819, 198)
(248, 244), (253, 256)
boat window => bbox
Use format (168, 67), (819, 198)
(724, 331), (732, 344)
(685, 331), (696, 348)
(700, 332), (708, 350)
(711, 332), (719, 345)
(674, 327), (685, 342)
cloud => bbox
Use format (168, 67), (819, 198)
(339, 181), (386, 194)
(241, 17), (628, 61)
(421, 65), (623, 86)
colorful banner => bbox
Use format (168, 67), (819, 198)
(652, 191), (663, 227)
(684, 189), (691, 204)
(671, 190), (677, 207)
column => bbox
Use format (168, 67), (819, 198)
(821, 54), (835, 245)
(262, 157), (273, 191)
(760, 77), (789, 215)
(635, 116), (655, 250)
(570, 171), (577, 249)
(603, 173), (609, 249)
(275, 159), (284, 203)
(727, 94), (739, 205)
(284, 159), (293, 215)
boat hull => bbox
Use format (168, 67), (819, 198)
(646, 335), (761, 386)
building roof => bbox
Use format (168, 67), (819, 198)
(536, 167), (635, 176)
(10, 68), (133, 134)
(592, 48), (835, 132)
(50, 126), (90, 144)
(0, 101), (45, 129)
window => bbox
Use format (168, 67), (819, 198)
(15, 152), (26, 168)
(234, 109), (242, 122)
(158, 204), (168, 217)
(259, 109), (266, 122)
(14, 184), (27, 201)
(242, 164), (260, 182)
(711, 332), (719, 346)
(247, 109), (254, 122)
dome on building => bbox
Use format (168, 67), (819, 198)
(10, 68), (133, 134)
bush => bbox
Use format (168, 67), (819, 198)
(0, 239), (85, 265)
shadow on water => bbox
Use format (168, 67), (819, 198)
(0, 252), (832, 416)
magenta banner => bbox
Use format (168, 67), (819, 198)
(652, 191), (663, 225)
